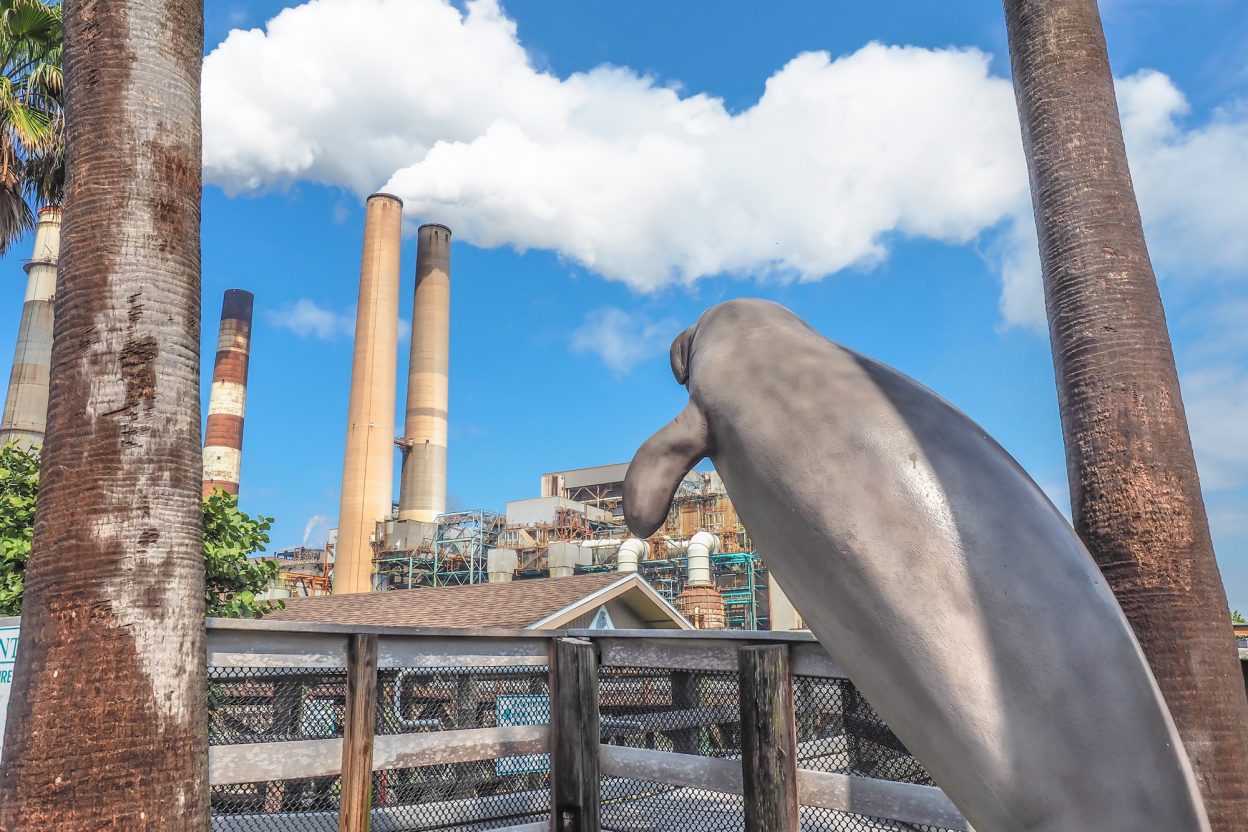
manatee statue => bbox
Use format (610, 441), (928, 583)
(624, 298), (1209, 831)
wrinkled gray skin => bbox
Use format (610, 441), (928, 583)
(624, 299), (1209, 832)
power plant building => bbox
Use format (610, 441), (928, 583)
(366, 461), (794, 631)
(273, 196), (800, 630)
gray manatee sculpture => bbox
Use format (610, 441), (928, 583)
(623, 299), (1209, 832)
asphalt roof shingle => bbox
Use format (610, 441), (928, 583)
(264, 572), (630, 629)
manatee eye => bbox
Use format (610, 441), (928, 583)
(669, 324), (696, 385)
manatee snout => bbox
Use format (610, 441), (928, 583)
(669, 323), (696, 385)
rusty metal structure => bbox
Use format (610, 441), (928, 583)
(261, 546), (334, 598)
(374, 510), (505, 589)
(480, 467), (775, 630)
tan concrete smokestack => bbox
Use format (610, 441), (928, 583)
(333, 193), (403, 595)
(203, 289), (253, 496)
(397, 223), (451, 522)
(0, 207), (60, 448)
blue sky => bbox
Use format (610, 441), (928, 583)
(4, 0), (1247, 606)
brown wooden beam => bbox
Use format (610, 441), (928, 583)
(550, 638), (601, 832)
(339, 634), (379, 832)
(739, 644), (799, 832)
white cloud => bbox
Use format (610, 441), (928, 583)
(1182, 365), (1248, 492)
(203, 0), (1030, 292)
(202, 0), (1246, 328)
(1118, 71), (1248, 279)
(571, 307), (679, 376)
(266, 298), (354, 340)
(266, 298), (412, 344)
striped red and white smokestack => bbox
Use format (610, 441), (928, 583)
(202, 289), (254, 496)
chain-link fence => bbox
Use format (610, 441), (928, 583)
(206, 635), (965, 832)
(597, 663), (957, 832)
(601, 665), (744, 830)
(209, 666), (346, 831)
(372, 665), (551, 830)
(209, 664), (551, 831)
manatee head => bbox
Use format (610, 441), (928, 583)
(623, 298), (802, 537)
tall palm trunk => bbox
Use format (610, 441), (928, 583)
(0, 0), (207, 824)
(1003, 1), (1248, 828)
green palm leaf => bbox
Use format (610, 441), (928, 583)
(0, 0), (61, 254)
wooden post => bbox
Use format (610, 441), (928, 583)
(739, 645), (799, 832)
(550, 638), (601, 832)
(339, 634), (379, 832)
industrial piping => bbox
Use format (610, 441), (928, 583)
(671, 531), (725, 629)
(0, 207), (60, 448)
(397, 223), (451, 523)
(202, 289), (254, 496)
(616, 538), (648, 573)
(685, 531), (718, 583)
(334, 193), (403, 595)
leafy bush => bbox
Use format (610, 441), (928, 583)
(203, 489), (283, 618)
(0, 443), (38, 616)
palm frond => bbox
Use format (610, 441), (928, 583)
(0, 0), (61, 252)
(0, 178), (34, 255)
(21, 139), (60, 206)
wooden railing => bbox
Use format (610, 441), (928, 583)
(206, 618), (972, 832)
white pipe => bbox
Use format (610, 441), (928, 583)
(617, 538), (648, 573)
(686, 531), (718, 584)
(392, 669), (444, 729)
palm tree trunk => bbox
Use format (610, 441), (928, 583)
(0, 0), (207, 825)
(1002, 1), (1248, 828)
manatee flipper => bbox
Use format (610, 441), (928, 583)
(623, 400), (710, 537)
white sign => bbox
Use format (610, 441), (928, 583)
(0, 622), (19, 756)
(496, 693), (549, 775)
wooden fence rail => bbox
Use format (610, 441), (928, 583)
(204, 620), (971, 832)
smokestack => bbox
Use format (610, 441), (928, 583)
(0, 207), (60, 448)
(333, 193), (403, 595)
(202, 289), (254, 496)
(397, 223), (451, 523)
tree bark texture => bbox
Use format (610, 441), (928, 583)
(1003, 1), (1248, 828)
(0, 0), (207, 825)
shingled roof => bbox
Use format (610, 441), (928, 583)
(264, 572), (690, 630)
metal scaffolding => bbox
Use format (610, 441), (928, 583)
(373, 509), (505, 590)
(626, 551), (768, 631)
